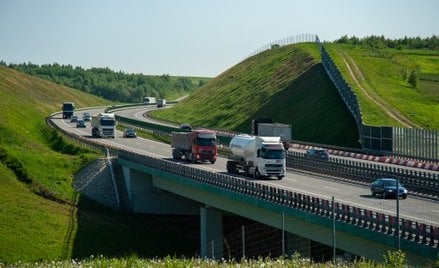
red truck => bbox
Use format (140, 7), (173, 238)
(171, 130), (218, 164)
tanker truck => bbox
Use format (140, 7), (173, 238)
(227, 135), (286, 180)
(171, 130), (218, 164)
(91, 113), (116, 138)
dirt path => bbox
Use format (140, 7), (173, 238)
(341, 53), (418, 128)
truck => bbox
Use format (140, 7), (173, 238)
(91, 113), (116, 138)
(251, 118), (292, 149)
(227, 135), (286, 180)
(171, 130), (218, 164)
(143, 97), (156, 105)
(157, 99), (166, 108)
(62, 102), (75, 119)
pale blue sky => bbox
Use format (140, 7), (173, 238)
(1, 0), (438, 77)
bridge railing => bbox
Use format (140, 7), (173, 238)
(117, 150), (438, 253)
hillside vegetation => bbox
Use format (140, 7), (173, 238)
(325, 38), (439, 129)
(0, 66), (199, 263)
(152, 43), (360, 147)
(2, 62), (210, 103)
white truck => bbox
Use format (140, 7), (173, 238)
(91, 113), (116, 138)
(143, 97), (156, 105)
(227, 135), (286, 180)
(157, 99), (166, 108)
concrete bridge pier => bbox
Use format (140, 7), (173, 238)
(200, 206), (223, 260)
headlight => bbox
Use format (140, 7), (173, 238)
(387, 189), (393, 192)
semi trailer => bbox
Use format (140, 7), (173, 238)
(227, 134), (286, 179)
(171, 130), (218, 164)
(251, 118), (292, 149)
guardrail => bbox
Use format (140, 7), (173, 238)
(46, 114), (438, 257)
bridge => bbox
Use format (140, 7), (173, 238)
(48, 108), (439, 265)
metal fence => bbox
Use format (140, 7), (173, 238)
(318, 40), (439, 161)
(247, 33), (318, 59)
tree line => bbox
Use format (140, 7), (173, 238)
(334, 35), (439, 50)
(1, 62), (208, 103)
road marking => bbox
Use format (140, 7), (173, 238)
(323, 186), (338, 191)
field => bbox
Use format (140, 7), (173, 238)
(324, 44), (439, 129)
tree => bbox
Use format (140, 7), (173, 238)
(408, 70), (418, 88)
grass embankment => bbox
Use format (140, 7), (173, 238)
(0, 66), (199, 264)
(324, 44), (439, 129)
(152, 43), (360, 148)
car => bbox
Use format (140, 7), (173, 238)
(123, 128), (137, 138)
(180, 123), (192, 131)
(76, 119), (86, 128)
(370, 178), (408, 199)
(82, 112), (91, 122)
(306, 148), (329, 160)
(70, 115), (79, 123)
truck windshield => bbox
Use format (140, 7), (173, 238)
(100, 119), (116, 126)
(196, 138), (216, 146)
(63, 104), (74, 111)
(261, 148), (285, 159)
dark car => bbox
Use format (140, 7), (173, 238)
(370, 178), (408, 199)
(306, 148), (329, 160)
(76, 119), (86, 128)
(82, 112), (91, 122)
(70, 115), (79, 123)
(180, 123), (192, 131)
(123, 128), (137, 138)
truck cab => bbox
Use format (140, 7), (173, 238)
(62, 102), (75, 119)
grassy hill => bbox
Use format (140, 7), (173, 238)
(151, 43), (361, 148)
(0, 66), (199, 263)
(324, 44), (439, 129)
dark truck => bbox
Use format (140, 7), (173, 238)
(62, 102), (75, 119)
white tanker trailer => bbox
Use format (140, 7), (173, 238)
(226, 135), (286, 180)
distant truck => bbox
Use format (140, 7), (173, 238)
(157, 99), (166, 108)
(91, 113), (116, 138)
(143, 97), (156, 105)
(171, 130), (218, 164)
(62, 102), (75, 119)
(251, 118), (292, 149)
(227, 135), (286, 180)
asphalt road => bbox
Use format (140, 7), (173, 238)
(53, 107), (439, 226)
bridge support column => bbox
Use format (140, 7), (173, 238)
(200, 206), (223, 260)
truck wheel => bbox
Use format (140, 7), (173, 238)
(226, 161), (235, 173)
(210, 160), (216, 164)
(277, 176), (283, 180)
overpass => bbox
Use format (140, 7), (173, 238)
(47, 110), (439, 265)
(117, 150), (437, 264)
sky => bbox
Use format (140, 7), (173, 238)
(1, 0), (438, 77)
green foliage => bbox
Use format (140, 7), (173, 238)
(383, 250), (406, 267)
(408, 70), (418, 88)
(152, 43), (360, 148)
(335, 35), (439, 50)
(3, 62), (210, 103)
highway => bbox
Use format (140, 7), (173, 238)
(52, 107), (439, 226)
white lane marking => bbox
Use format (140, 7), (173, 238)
(323, 186), (338, 191)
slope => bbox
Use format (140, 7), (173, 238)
(152, 43), (360, 147)
(0, 67), (200, 263)
(324, 44), (439, 129)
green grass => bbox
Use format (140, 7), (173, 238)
(151, 43), (360, 148)
(324, 44), (439, 129)
(0, 66), (199, 264)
